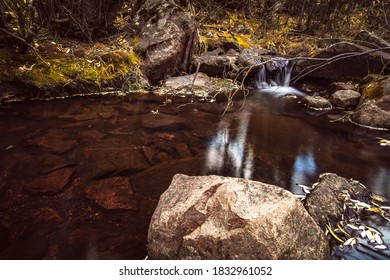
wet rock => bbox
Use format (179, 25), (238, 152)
(67, 223), (146, 259)
(196, 103), (222, 114)
(329, 90), (361, 109)
(175, 143), (192, 158)
(80, 130), (107, 141)
(81, 142), (150, 178)
(84, 177), (137, 210)
(130, 156), (205, 195)
(148, 174), (330, 260)
(132, 0), (198, 82)
(24, 168), (74, 196)
(301, 95), (332, 111)
(59, 112), (98, 121)
(43, 155), (71, 171)
(154, 151), (170, 163)
(108, 126), (136, 136)
(99, 111), (117, 119)
(156, 72), (239, 98)
(304, 173), (367, 227)
(155, 132), (176, 141)
(60, 119), (101, 129)
(1, 202), (65, 238)
(0, 199), (69, 259)
(350, 76), (390, 129)
(294, 41), (390, 82)
(141, 113), (189, 131)
(119, 103), (144, 115)
(33, 130), (78, 155)
(0, 181), (28, 211)
(142, 146), (156, 164)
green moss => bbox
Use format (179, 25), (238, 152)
(22, 64), (70, 89)
(364, 83), (384, 100)
(0, 45), (142, 92)
(126, 49), (141, 66)
(100, 50), (141, 66)
(59, 60), (82, 78)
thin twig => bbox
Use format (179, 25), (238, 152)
(347, 115), (389, 131)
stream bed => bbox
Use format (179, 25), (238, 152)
(0, 90), (389, 259)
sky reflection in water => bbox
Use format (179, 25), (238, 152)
(202, 90), (390, 259)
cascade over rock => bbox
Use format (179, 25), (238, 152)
(255, 57), (294, 89)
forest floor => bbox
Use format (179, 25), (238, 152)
(0, 8), (369, 102)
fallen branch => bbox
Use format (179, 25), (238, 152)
(0, 27), (50, 67)
(290, 46), (390, 83)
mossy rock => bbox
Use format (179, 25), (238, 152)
(363, 83), (384, 100)
(100, 50), (140, 65)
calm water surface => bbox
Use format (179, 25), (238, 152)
(0, 90), (389, 259)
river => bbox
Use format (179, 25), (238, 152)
(0, 90), (389, 259)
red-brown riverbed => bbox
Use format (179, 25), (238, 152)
(0, 92), (389, 259)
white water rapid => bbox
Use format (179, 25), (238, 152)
(255, 57), (306, 97)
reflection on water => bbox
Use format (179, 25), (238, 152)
(204, 112), (254, 179)
(291, 148), (318, 194)
(203, 90), (390, 196)
(202, 90), (390, 259)
(369, 168), (390, 198)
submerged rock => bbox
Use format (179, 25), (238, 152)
(25, 168), (74, 196)
(84, 177), (137, 210)
(81, 141), (150, 179)
(33, 130), (78, 155)
(141, 112), (189, 131)
(148, 174), (330, 260)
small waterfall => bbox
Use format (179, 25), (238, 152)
(274, 61), (293, 87)
(256, 57), (293, 88)
(255, 64), (268, 89)
(255, 57), (305, 97)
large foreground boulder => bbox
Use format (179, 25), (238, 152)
(148, 174), (330, 260)
(131, 0), (198, 82)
